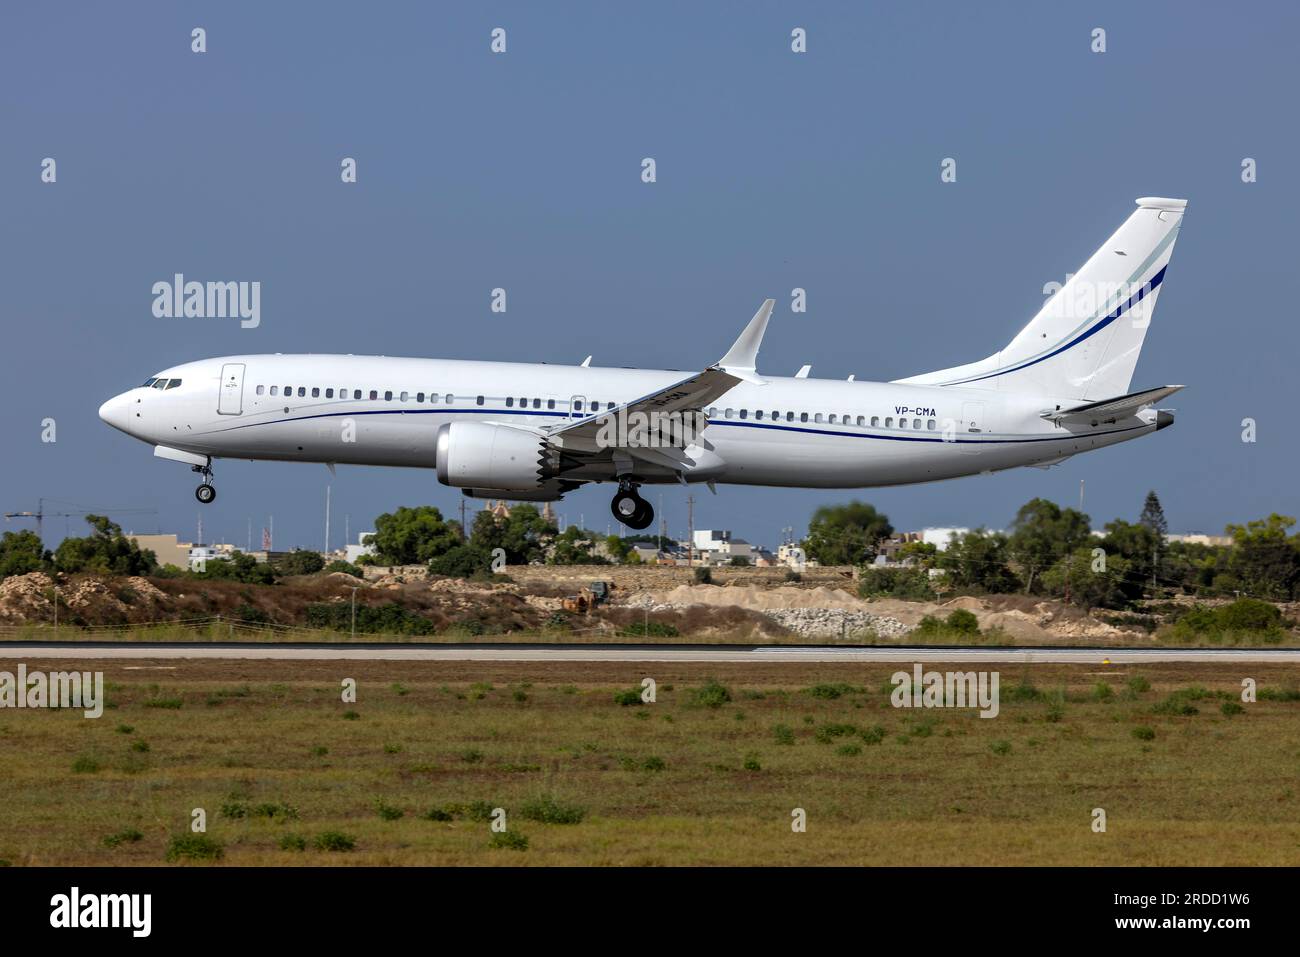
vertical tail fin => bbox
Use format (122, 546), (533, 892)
(895, 197), (1186, 399)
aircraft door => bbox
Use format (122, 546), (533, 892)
(569, 394), (587, 420)
(218, 363), (246, 415)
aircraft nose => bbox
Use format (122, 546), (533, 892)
(98, 393), (131, 433)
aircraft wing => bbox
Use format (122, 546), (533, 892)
(1042, 384), (1184, 425)
(545, 299), (773, 454)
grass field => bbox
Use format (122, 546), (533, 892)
(1, 659), (1298, 866)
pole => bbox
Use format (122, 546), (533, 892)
(351, 587), (357, 639)
(687, 495), (695, 567)
(325, 485), (331, 554)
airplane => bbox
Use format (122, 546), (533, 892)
(99, 197), (1187, 532)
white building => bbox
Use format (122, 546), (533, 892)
(692, 529), (754, 565)
(346, 532), (377, 564)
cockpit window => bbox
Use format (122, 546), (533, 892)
(141, 377), (158, 388)
(152, 379), (168, 389)
(165, 379), (181, 389)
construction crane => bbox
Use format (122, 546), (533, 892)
(2, 498), (158, 545)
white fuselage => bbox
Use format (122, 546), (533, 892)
(98, 353), (1163, 490)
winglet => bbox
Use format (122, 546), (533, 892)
(716, 299), (773, 382)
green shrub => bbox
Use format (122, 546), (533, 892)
(102, 828), (143, 848)
(278, 833), (308, 851)
(1220, 700), (1245, 717)
(989, 740), (1012, 755)
(858, 566), (935, 601)
(689, 679), (732, 709)
(165, 833), (224, 862)
(836, 743), (862, 757)
(772, 724), (795, 745)
(618, 620), (679, 638)
(519, 795), (585, 825)
(613, 687), (644, 707)
(489, 830), (529, 851)
(860, 725), (886, 745)
(1131, 725), (1156, 741)
(144, 697), (183, 709)
(742, 754), (761, 771)
(374, 800), (404, 821)
(71, 755), (100, 774)
(1127, 675), (1151, 694)
(805, 682), (863, 700)
(641, 755), (666, 771)
(313, 831), (356, 852)
(945, 608), (981, 635)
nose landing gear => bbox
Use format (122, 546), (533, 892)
(193, 464), (216, 504)
(610, 481), (654, 531)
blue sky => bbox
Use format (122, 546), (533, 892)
(2, 1), (1296, 552)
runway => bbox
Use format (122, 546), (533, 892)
(1, 641), (1298, 664)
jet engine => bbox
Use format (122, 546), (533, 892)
(435, 422), (556, 491)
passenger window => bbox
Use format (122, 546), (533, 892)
(284, 386), (292, 396)
(871, 416), (879, 427)
(476, 396), (484, 405)
(814, 413), (824, 423)
(325, 388), (333, 398)
(724, 408), (733, 419)
(256, 385), (265, 396)
(384, 391), (393, 401)
(354, 390), (362, 400)
(519, 397), (527, 408)
(828, 414), (837, 423)
(416, 392), (425, 403)
(913, 419), (922, 430)
(397, 391), (406, 402)
(574, 400), (583, 411)
(786, 412), (794, 421)
(755, 410), (764, 420)
(547, 399), (555, 409)
(506, 397), (514, 407)
(369, 390), (378, 400)
(800, 412), (808, 422)
(856, 416), (865, 426)
(446, 394), (454, 403)
(885, 417), (893, 427)
(533, 398), (541, 409)
(927, 419), (937, 430)
(270, 386), (278, 396)
(899, 418), (907, 428)
(311, 387), (320, 397)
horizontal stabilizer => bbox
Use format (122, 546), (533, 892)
(1042, 384), (1183, 424)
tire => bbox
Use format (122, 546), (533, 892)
(195, 484), (216, 504)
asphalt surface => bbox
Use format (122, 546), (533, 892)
(2, 641), (1298, 663)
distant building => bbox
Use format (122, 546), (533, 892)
(1166, 533), (1232, 548)
(346, 532), (377, 564)
(692, 529), (754, 565)
(188, 542), (235, 572)
(777, 543), (807, 571)
(128, 534), (193, 569)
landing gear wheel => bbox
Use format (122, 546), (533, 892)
(611, 490), (654, 531)
(195, 483), (216, 504)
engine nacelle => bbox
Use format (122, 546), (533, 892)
(460, 481), (574, 502)
(436, 422), (549, 491)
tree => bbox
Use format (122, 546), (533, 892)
(1100, 519), (1160, 602)
(366, 506), (462, 565)
(0, 530), (47, 579)
(279, 550), (325, 576)
(1040, 546), (1131, 610)
(802, 502), (893, 566)
(1007, 498), (1090, 594)
(1138, 489), (1169, 585)
(1223, 514), (1300, 600)
(197, 551), (275, 585)
(52, 515), (157, 576)
(548, 526), (609, 565)
(936, 529), (1020, 593)
(468, 504), (555, 565)
(428, 543), (494, 579)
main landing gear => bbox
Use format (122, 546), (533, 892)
(610, 480), (653, 531)
(193, 464), (216, 504)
